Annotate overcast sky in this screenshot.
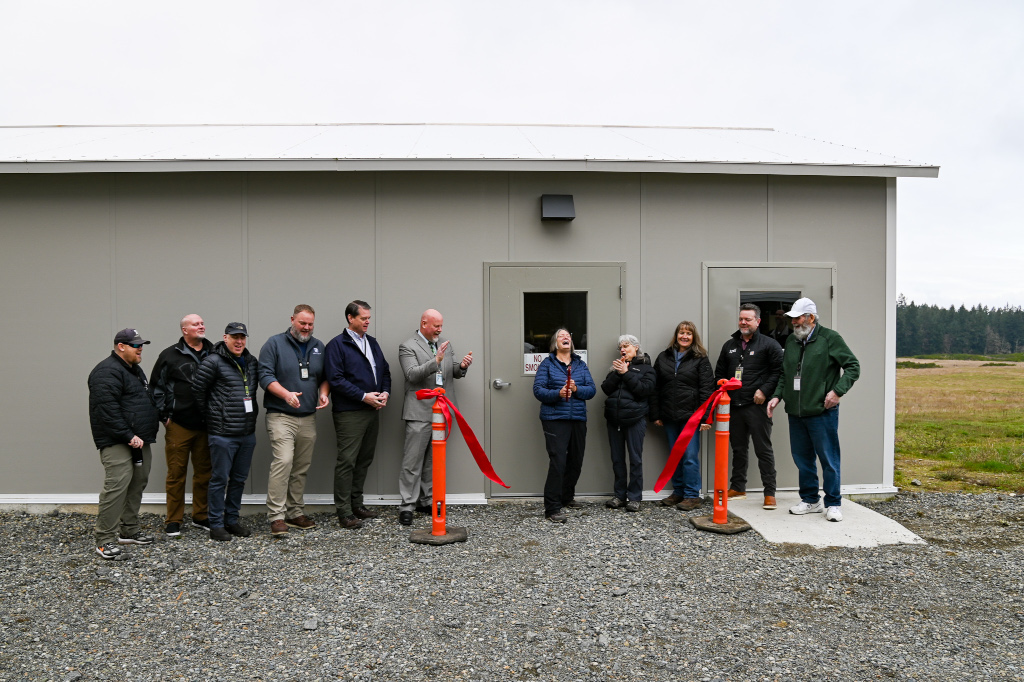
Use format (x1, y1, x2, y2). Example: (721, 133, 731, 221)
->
(2, 1, 1021, 308)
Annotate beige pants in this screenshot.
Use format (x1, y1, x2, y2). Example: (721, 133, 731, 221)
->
(265, 412, 317, 521)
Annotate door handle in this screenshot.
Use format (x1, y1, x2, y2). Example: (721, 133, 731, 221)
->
(492, 379, 511, 389)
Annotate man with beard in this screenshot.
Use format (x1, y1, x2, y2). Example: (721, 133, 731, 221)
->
(192, 323, 260, 541)
(150, 314, 214, 537)
(396, 309, 473, 526)
(88, 328, 160, 559)
(767, 298, 859, 522)
(713, 304, 783, 510)
(258, 305, 330, 536)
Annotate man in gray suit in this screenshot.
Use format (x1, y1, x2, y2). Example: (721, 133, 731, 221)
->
(397, 309, 473, 526)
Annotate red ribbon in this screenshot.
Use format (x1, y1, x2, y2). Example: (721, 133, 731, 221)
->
(653, 378, 743, 493)
(416, 389, 510, 488)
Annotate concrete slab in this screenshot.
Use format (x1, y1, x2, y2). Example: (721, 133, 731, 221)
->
(722, 492, 925, 549)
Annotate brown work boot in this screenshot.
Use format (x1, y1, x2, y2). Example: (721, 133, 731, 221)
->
(353, 506, 379, 520)
(726, 489, 747, 500)
(285, 515, 316, 529)
(270, 519, 288, 536)
(676, 498, 704, 511)
(338, 515, 364, 529)
(763, 495, 777, 510)
(659, 494, 683, 507)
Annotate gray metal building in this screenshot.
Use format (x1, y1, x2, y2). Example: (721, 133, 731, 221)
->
(0, 124, 938, 507)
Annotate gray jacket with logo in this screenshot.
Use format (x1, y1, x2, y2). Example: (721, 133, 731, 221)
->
(257, 329, 326, 416)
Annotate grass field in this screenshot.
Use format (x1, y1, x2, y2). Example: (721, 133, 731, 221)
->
(896, 359, 1024, 492)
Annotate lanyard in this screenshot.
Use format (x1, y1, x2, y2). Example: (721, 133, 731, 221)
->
(231, 357, 250, 397)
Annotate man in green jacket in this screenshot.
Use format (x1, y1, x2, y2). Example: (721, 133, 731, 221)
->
(766, 298, 859, 522)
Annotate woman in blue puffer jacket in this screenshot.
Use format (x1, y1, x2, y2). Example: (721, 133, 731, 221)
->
(532, 327, 596, 524)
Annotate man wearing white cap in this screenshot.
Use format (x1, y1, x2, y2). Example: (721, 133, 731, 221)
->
(766, 298, 859, 522)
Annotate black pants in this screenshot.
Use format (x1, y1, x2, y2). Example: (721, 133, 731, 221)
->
(607, 419, 646, 502)
(728, 403, 776, 496)
(542, 419, 587, 516)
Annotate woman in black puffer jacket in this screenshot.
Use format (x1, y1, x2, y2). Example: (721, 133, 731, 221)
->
(649, 321, 714, 512)
(601, 334, 656, 512)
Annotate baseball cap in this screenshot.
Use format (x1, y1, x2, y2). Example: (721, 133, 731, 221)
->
(224, 322, 249, 336)
(786, 298, 817, 318)
(114, 328, 150, 345)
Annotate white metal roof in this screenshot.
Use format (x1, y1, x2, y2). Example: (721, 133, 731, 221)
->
(0, 123, 938, 177)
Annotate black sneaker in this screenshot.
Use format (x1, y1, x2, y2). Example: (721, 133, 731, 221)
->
(225, 522, 251, 538)
(191, 517, 211, 530)
(563, 499, 584, 509)
(546, 512, 567, 524)
(117, 532, 154, 545)
(605, 497, 625, 509)
(165, 522, 182, 537)
(210, 527, 232, 542)
(95, 543, 123, 560)
(625, 500, 641, 512)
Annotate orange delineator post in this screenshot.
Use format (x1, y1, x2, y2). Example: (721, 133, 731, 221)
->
(431, 389, 447, 536)
(712, 384, 732, 525)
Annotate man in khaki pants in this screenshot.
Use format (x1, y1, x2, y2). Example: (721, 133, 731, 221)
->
(258, 305, 330, 536)
(150, 314, 214, 536)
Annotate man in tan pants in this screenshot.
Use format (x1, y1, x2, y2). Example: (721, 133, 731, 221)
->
(150, 314, 214, 536)
(258, 305, 330, 536)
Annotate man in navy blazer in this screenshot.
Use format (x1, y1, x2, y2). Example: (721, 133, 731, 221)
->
(324, 300, 392, 529)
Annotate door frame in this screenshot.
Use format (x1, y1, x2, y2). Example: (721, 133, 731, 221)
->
(482, 261, 627, 497)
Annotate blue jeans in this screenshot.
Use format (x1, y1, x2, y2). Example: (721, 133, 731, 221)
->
(207, 433, 256, 528)
(788, 408, 841, 507)
(664, 418, 701, 499)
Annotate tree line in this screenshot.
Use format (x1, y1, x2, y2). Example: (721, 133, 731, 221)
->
(896, 295, 1024, 356)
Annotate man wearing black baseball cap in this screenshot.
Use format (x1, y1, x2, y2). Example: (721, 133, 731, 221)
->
(192, 322, 260, 541)
(88, 328, 160, 559)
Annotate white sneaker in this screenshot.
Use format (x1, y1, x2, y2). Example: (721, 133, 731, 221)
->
(825, 506, 843, 522)
(789, 500, 824, 515)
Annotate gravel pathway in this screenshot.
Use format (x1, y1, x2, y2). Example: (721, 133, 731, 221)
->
(1, 492, 1022, 681)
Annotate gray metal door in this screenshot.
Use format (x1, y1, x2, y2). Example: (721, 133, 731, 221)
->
(486, 264, 624, 497)
(706, 264, 835, 493)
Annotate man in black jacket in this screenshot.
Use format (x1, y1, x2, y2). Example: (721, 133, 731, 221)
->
(714, 304, 784, 510)
(192, 322, 260, 542)
(88, 328, 160, 559)
(150, 314, 214, 537)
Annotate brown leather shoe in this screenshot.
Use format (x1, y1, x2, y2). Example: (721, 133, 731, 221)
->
(659, 494, 683, 507)
(676, 497, 704, 511)
(285, 515, 316, 529)
(763, 495, 777, 510)
(270, 519, 288, 536)
(727, 489, 747, 500)
(338, 515, 364, 529)
(353, 506, 379, 520)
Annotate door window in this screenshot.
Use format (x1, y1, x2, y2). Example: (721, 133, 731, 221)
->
(740, 290, 800, 340)
(523, 291, 587, 374)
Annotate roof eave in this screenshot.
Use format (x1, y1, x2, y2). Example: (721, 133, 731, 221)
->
(0, 158, 940, 178)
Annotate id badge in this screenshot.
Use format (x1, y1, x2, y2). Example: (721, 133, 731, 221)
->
(793, 376, 801, 391)
(301, 367, 309, 380)
(243, 397, 253, 413)
(435, 370, 444, 386)
(734, 366, 743, 381)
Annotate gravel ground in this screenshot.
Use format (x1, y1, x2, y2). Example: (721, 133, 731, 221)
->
(1, 492, 1022, 682)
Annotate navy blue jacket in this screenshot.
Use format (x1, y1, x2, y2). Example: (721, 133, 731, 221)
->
(532, 352, 596, 421)
(324, 330, 392, 412)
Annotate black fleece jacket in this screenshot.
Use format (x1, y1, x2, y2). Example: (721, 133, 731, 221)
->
(649, 349, 714, 423)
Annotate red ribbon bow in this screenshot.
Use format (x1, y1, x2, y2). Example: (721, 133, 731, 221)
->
(653, 377, 743, 493)
(416, 389, 510, 488)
